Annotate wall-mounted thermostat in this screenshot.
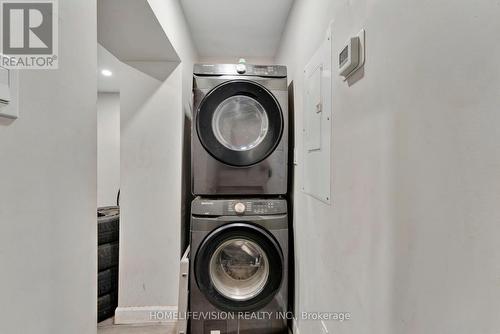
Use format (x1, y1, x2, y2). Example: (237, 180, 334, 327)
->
(339, 37, 360, 77)
(339, 29, 365, 80)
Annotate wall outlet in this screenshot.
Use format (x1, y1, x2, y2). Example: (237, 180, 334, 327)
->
(321, 320, 329, 334)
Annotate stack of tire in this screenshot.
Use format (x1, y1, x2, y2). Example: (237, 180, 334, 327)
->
(98, 206, 119, 323)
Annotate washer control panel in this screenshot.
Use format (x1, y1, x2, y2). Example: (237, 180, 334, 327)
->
(226, 200, 284, 215)
(192, 198, 287, 216)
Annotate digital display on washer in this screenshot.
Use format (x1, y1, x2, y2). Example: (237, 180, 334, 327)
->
(252, 201, 275, 214)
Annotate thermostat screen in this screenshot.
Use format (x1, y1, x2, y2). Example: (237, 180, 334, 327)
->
(339, 46, 349, 66)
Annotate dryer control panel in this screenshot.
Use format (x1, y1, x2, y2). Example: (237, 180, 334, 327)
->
(191, 197, 287, 216)
(193, 63, 287, 78)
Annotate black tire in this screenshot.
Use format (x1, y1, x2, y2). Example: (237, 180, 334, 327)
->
(98, 242, 119, 271)
(98, 292, 118, 323)
(98, 206, 119, 245)
(98, 267, 119, 297)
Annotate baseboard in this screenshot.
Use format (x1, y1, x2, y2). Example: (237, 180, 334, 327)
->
(293, 317, 300, 334)
(114, 305, 178, 325)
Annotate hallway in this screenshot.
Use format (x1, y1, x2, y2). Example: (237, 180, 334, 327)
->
(1, 0, 500, 333)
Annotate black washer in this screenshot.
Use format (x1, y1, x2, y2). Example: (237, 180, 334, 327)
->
(195, 223, 284, 312)
(196, 80, 283, 167)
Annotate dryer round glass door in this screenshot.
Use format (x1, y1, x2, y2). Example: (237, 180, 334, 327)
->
(212, 96, 269, 152)
(196, 80, 283, 167)
(195, 223, 283, 312)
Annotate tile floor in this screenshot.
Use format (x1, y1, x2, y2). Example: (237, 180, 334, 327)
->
(98, 318, 177, 334)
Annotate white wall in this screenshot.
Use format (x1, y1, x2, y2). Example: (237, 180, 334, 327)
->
(98, 93, 120, 207)
(0, 1, 97, 333)
(198, 56, 275, 66)
(276, 1, 500, 334)
(115, 1, 198, 322)
(117, 62, 183, 316)
(147, 0, 198, 115)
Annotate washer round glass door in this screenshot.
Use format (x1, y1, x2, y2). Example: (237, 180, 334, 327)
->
(196, 80, 283, 167)
(195, 223, 283, 312)
(209, 238, 269, 301)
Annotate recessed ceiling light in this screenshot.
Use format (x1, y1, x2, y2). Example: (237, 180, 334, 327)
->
(101, 69, 113, 77)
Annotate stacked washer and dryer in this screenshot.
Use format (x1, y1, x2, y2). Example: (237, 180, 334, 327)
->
(189, 63, 290, 334)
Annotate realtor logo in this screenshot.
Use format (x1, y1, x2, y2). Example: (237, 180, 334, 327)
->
(0, 0, 58, 69)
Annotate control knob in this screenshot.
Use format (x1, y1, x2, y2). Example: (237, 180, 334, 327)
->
(234, 202, 246, 214)
(236, 63, 246, 74)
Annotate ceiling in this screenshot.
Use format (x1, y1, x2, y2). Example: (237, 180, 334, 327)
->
(98, 44, 121, 93)
(98, 0, 179, 63)
(181, 0, 294, 61)
(98, 0, 180, 81)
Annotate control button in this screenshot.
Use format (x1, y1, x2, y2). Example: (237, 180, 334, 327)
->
(234, 202, 246, 214)
(236, 63, 246, 74)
